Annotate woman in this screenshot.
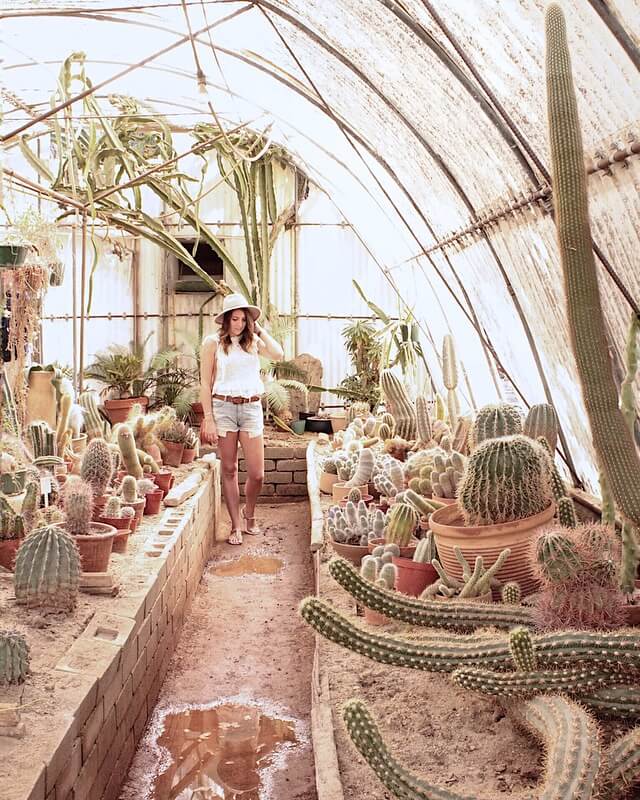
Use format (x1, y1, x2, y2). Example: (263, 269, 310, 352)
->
(199, 293, 284, 545)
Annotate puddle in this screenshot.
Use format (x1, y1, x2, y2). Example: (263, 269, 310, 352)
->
(211, 555, 283, 577)
(151, 703, 296, 799)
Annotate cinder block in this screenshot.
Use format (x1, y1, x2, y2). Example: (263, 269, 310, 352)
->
(102, 665, 124, 714)
(240, 484, 275, 496)
(84, 613, 137, 651)
(74, 740, 100, 799)
(81, 697, 104, 758)
(294, 471, 308, 484)
(275, 459, 307, 471)
(56, 637, 121, 687)
(116, 675, 133, 728)
(276, 484, 308, 496)
(53, 736, 82, 800)
(134, 703, 148, 741)
(264, 471, 292, 484)
(136, 615, 152, 657)
(97, 705, 117, 767)
(264, 446, 300, 459)
(120, 633, 138, 679)
(132, 650, 146, 693)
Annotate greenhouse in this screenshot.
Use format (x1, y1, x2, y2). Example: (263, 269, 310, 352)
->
(1, 0, 640, 798)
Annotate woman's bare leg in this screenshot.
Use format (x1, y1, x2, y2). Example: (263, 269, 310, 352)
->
(239, 431, 264, 529)
(217, 431, 242, 536)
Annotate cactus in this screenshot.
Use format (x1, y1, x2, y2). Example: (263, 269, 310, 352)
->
(501, 581, 521, 605)
(347, 487, 362, 505)
(415, 395, 433, 444)
(430, 450, 465, 499)
(581, 686, 640, 721)
(0, 480, 39, 541)
(80, 437, 113, 496)
(533, 530, 582, 583)
(344, 448, 374, 489)
(62, 479, 94, 536)
(557, 496, 578, 528)
(404, 489, 441, 519)
(601, 725, 640, 799)
(103, 496, 121, 517)
(458, 435, 553, 526)
(328, 503, 387, 547)
(137, 449, 160, 474)
(117, 424, 143, 478)
(509, 627, 536, 672)
(346, 401, 370, 424)
(121, 475, 139, 504)
(386, 503, 418, 547)
(413, 532, 436, 564)
(442, 334, 459, 429)
(28, 421, 56, 458)
(78, 390, 110, 439)
(620, 522, 640, 595)
(469, 402, 522, 450)
(379, 412, 395, 437)
(546, 4, 640, 533)
(373, 458, 405, 501)
(360, 557, 396, 590)
(379, 370, 416, 440)
(425, 547, 510, 600)
(56, 392, 73, 455)
(14, 525, 81, 611)
(377, 422, 392, 441)
(0, 630, 30, 685)
(137, 478, 157, 496)
(524, 403, 559, 452)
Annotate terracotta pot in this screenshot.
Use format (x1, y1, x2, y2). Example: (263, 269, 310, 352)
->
(332, 482, 368, 504)
(126, 499, 146, 532)
(393, 557, 437, 597)
(91, 494, 109, 520)
(0, 538, 21, 571)
(429, 502, 556, 599)
(319, 471, 339, 495)
(111, 530, 131, 555)
(364, 606, 390, 626)
(432, 495, 457, 506)
(190, 402, 204, 425)
(152, 470, 173, 494)
(104, 396, 148, 425)
(330, 414, 347, 433)
(181, 447, 196, 464)
(147, 443, 162, 465)
(98, 515, 131, 532)
(162, 441, 184, 467)
(71, 434, 87, 454)
(339, 494, 374, 507)
(25, 370, 57, 428)
(143, 488, 164, 516)
(329, 537, 369, 566)
(65, 522, 115, 573)
(367, 537, 419, 559)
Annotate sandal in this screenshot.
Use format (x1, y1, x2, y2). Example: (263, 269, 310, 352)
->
(228, 528, 243, 546)
(241, 506, 262, 536)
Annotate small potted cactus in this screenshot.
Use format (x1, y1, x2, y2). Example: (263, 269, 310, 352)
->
(119, 475, 146, 530)
(14, 524, 81, 611)
(161, 420, 188, 467)
(367, 501, 420, 558)
(338, 486, 373, 508)
(331, 448, 373, 503)
(138, 477, 163, 516)
(181, 427, 198, 464)
(391, 532, 439, 597)
(421, 546, 510, 603)
(80, 437, 114, 519)
(0, 480, 39, 571)
(429, 435, 555, 597)
(326, 500, 387, 566)
(360, 551, 397, 625)
(98, 496, 135, 553)
(61, 479, 116, 572)
(319, 456, 340, 495)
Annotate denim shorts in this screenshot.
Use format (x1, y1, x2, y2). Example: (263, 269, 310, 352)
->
(212, 398, 264, 438)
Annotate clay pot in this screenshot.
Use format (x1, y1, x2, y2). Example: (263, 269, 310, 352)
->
(367, 537, 419, 559)
(364, 606, 390, 626)
(332, 482, 368, 504)
(126, 499, 146, 532)
(392, 557, 437, 597)
(147, 443, 162, 465)
(329, 414, 347, 433)
(162, 441, 184, 467)
(429, 502, 556, 599)
(432, 495, 457, 506)
(339, 494, 374, 507)
(319, 471, 339, 495)
(104, 396, 148, 425)
(98, 515, 132, 554)
(152, 470, 174, 495)
(25, 370, 57, 428)
(0, 538, 21, 571)
(190, 402, 204, 425)
(71, 434, 87, 454)
(65, 522, 116, 573)
(143, 488, 164, 516)
(181, 447, 196, 464)
(328, 537, 369, 566)
(91, 494, 109, 520)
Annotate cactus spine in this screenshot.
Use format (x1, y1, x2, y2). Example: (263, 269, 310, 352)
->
(602, 726, 640, 799)
(80, 437, 113, 496)
(117, 424, 143, 478)
(14, 525, 81, 610)
(501, 581, 521, 605)
(469, 403, 522, 449)
(0, 630, 30, 685)
(379, 370, 416, 440)
(385, 503, 418, 547)
(546, 3, 640, 532)
(458, 435, 553, 526)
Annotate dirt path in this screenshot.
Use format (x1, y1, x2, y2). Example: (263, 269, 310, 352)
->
(120, 502, 317, 800)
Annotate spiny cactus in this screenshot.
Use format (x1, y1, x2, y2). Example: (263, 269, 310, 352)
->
(373, 457, 405, 501)
(344, 447, 374, 489)
(501, 581, 521, 605)
(28, 420, 56, 458)
(0, 630, 30, 685)
(14, 525, 81, 611)
(509, 628, 536, 672)
(557, 496, 578, 528)
(425, 547, 510, 600)
(413, 532, 436, 564)
(620, 521, 640, 595)
(120, 475, 140, 503)
(430, 450, 465, 499)
(347, 487, 362, 504)
(386, 503, 418, 547)
(56, 392, 73, 455)
(103, 496, 122, 517)
(361, 554, 396, 590)
(442, 334, 459, 429)
(546, 3, 640, 533)
(458, 435, 553, 526)
(379, 370, 416, 440)
(346, 401, 370, 424)
(601, 725, 640, 799)
(137, 478, 157, 496)
(0, 480, 39, 541)
(524, 403, 559, 452)
(404, 489, 441, 519)
(78, 390, 110, 439)
(469, 402, 522, 450)
(62, 479, 94, 536)
(117, 424, 143, 479)
(328, 502, 387, 547)
(80, 437, 113, 496)
(414, 395, 432, 444)
(377, 422, 392, 441)
(581, 686, 640, 721)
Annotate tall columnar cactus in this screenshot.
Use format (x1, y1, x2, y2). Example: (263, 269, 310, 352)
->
(602, 726, 640, 800)
(546, 3, 640, 532)
(385, 502, 418, 547)
(79, 390, 110, 439)
(14, 525, 81, 611)
(404, 489, 441, 519)
(0, 630, 30, 685)
(379, 370, 416, 440)
(557, 496, 579, 528)
(414, 395, 432, 444)
(62, 479, 94, 536)
(28, 421, 56, 458)
(536, 436, 567, 503)
(121, 475, 139, 504)
(413, 532, 436, 564)
(442, 334, 459, 429)
(117, 424, 143, 479)
(377, 422, 392, 441)
(56, 392, 73, 455)
(524, 403, 559, 452)
(468, 403, 522, 450)
(379, 412, 395, 436)
(80, 437, 113, 496)
(344, 447, 374, 488)
(458, 435, 553, 526)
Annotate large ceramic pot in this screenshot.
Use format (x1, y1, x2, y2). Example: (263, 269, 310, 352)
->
(162, 441, 184, 467)
(319, 472, 339, 495)
(25, 369, 57, 427)
(0, 538, 21, 571)
(64, 522, 116, 572)
(104, 396, 148, 424)
(328, 537, 369, 566)
(429, 502, 556, 599)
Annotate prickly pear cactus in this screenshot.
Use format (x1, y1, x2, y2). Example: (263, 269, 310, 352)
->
(14, 525, 81, 611)
(0, 630, 30, 685)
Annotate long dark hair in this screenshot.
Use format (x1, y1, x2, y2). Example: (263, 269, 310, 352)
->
(219, 309, 256, 354)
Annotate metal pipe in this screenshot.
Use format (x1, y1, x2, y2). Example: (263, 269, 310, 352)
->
(40, 311, 401, 322)
(132, 238, 140, 351)
(79, 213, 87, 392)
(71, 223, 78, 387)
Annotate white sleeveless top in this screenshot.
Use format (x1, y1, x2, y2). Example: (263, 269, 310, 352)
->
(212, 334, 265, 398)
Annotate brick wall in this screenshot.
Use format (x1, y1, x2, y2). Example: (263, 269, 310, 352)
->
(15, 461, 221, 800)
(238, 445, 308, 498)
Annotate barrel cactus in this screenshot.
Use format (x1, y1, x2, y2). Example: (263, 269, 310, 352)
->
(0, 630, 30, 685)
(458, 435, 553, 526)
(80, 437, 113, 496)
(524, 403, 559, 452)
(385, 503, 418, 547)
(469, 402, 523, 450)
(14, 525, 81, 611)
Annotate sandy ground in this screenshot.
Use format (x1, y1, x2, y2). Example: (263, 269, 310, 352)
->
(120, 501, 317, 800)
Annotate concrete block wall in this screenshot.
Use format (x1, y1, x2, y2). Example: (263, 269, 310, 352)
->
(238, 444, 308, 498)
(15, 461, 221, 800)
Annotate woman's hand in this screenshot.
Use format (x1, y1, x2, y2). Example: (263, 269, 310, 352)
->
(200, 416, 218, 446)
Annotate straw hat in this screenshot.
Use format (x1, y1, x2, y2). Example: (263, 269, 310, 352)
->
(213, 293, 261, 325)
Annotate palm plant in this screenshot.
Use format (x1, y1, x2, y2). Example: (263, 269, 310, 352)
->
(84, 345, 149, 399)
(336, 319, 382, 409)
(148, 349, 198, 418)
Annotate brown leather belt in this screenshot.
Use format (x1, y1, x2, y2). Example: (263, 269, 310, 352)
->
(213, 394, 261, 405)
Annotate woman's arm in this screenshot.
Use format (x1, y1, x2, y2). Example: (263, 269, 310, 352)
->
(255, 322, 284, 362)
(199, 336, 218, 444)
